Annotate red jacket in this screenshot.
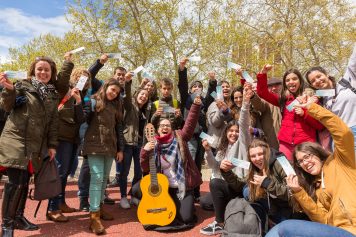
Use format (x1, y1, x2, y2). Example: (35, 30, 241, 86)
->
(257, 73, 324, 145)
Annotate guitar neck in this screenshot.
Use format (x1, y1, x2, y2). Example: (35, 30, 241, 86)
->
(148, 152, 158, 187)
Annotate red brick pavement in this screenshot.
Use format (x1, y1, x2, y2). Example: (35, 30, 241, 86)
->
(0, 181, 215, 237)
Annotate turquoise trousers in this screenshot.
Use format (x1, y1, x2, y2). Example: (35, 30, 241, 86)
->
(87, 155, 114, 212)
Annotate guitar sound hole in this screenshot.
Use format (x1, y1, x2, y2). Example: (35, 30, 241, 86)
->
(150, 185, 159, 194)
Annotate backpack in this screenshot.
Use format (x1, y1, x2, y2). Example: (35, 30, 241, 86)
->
(339, 78, 356, 94)
(222, 198, 262, 237)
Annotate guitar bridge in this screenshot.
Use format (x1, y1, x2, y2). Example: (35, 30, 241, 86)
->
(146, 207, 167, 213)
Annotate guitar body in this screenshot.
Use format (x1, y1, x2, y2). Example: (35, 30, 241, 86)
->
(137, 173, 176, 226)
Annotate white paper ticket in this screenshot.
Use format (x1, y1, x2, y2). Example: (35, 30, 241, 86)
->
(75, 75, 88, 91)
(277, 156, 296, 176)
(70, 47, 85, 54)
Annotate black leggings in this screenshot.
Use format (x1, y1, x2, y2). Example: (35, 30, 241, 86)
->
(6, 168, 30, 186)
(210, 178, 241, 223)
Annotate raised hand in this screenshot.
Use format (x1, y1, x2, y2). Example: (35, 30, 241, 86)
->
(0, 73, 14, 91)
(202, 139, 211, 151)
(179, 57, 189, 71)
(243, 84, 254, 103)
(208, 71, 216, 80)
(64, 52, 73, 62)
(260, 64, 273, 74)
(143, 141, 155, 151)
(216, 100, 228, 111)
(193, 96, 202, 105)
(99, 54, 109, 65)
(125, 72, 134, 82)
(235, 68, 243, 77)
(70, 87, 82, 103)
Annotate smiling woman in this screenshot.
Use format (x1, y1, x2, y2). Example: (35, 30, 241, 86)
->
(256, 65, 324, 161)
(266, 101, 356, 237)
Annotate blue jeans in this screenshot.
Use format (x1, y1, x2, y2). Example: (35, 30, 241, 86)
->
(88, 155, 113, 212)
(266, 220, 355, 237)
(48, 141, 78, 211)
(78, 157, 90, 198)
(119, 144, 142, 197)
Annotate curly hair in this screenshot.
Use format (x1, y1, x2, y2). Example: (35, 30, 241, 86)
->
(70, 67, 91, 92)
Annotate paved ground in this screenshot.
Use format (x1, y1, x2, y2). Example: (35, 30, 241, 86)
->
(0, 158, 215, 237)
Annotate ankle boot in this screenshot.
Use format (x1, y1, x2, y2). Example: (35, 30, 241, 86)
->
(79, 197, 90, 212)
(1, 183, 22, 237)
(14, 185, 39, 231)
(99, 204, 113, 221)
(89, 211, 105, 235)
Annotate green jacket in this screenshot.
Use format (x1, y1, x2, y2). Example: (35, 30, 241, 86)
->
(0, 80, 59, 173)
(222, 149, 294, 218)
(123, 81, 150, 146)
(57, 61, 88, 143)
(83, 100, 122, 157)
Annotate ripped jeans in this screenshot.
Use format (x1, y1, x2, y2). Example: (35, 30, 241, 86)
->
(88, 155, 114, 212)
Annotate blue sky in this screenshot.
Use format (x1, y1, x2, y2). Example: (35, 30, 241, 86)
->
(0, 0, 73, 62)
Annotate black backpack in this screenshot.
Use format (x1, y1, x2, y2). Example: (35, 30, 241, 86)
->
(222, 198, 262, 237)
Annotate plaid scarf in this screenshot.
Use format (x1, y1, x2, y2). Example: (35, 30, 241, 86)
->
(31, 77, 56, 101)
(155, 133, 186, 200)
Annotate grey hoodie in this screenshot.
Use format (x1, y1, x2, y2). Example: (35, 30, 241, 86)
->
(324, 44, 356, 128)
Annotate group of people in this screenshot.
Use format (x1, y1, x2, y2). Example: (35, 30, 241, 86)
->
(0, 43, 355, 237)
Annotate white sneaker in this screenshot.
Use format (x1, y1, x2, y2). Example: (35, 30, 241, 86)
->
(130, 197, 140, 206)
(120, 197, 131, 209)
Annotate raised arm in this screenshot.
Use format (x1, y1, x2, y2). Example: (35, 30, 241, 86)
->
(180, 99, 201, 141)
(55, 53, 74, 98)
(256, 73, 280, 107)
(88, 55, 108, 93)
(307, 103, 355, 168)
(204, 72, 218, 112)
(344, 43, 356, 87)
(177, 58, 189, 111)
(207, 101, 232, 128)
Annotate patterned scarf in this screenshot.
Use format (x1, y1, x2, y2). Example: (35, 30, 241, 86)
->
(155, 133, 186, 200)
(31, 77, 56, 101)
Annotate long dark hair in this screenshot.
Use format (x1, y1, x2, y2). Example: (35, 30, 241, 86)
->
(280, 69, 305, 111)
(92, 78, 123, 120)
(217, 120, 239, 156)
(305, 66, 336, 89)
(292, 142, 330, 201)
(29, 56, 57, 84)
(247, 139, 271, 202)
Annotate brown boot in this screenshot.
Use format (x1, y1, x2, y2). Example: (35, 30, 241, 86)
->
(100, 204, 113, 221)
(89, 211, 105, 235)
(59, 203, 76, 213)
(46, 210, 69, 222)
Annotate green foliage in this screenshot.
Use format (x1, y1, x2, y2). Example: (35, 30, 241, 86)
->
(1, 0, 355, 93)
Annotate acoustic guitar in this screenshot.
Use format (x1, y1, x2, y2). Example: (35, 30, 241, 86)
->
(137, 123, 176, 226)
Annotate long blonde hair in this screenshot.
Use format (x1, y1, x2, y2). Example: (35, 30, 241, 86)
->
(247, 139, 271, 202)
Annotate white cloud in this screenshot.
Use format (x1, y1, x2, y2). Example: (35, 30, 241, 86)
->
(0, 8, 71, 37)
(0, 8, 72, 62)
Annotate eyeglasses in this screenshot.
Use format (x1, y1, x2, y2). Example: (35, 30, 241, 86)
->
(296, 153, 313, 167)
(159, 124, 171, 128)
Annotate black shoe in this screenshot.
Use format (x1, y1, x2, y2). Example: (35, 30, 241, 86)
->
(107, 177, 120, 188)
(103, 196, 115, 205)
(14, 185, 39, 231)
(1, 183, 22, 237)
(79, 197, 90, 212)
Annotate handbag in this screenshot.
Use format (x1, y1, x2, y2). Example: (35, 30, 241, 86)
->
(30, 156, 61, 201)
(29, 156, 61, 218)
